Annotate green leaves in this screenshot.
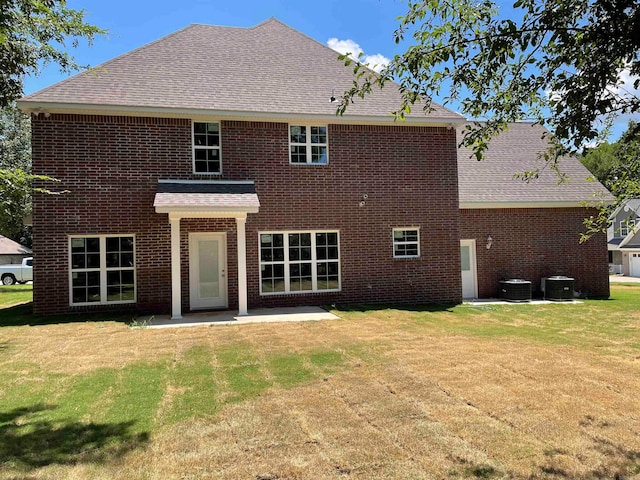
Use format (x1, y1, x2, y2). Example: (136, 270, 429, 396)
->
(0, 0, 106, 107)
(337, 0, 640, 161)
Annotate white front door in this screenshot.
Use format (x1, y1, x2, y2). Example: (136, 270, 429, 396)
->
(460, 239, 478, 299)
(189, 233, 227, 310)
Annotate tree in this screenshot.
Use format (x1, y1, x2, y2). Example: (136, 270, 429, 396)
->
(0, 0, 105, 108)
(581, 120, 640, 198)
(0, 1, 103, 245)
(0, 104, 33, 246)
(339, 0, 640, 161)
(580, 121, 640, 239)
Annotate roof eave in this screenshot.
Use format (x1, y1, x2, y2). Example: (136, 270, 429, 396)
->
(154, 205, 260, 217)
(460, 200, 612, 209)
(16, 100, 466, 126)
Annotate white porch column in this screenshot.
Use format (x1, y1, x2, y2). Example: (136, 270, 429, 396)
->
(169, 214, 182, 320)
(236, 216, 248, 316)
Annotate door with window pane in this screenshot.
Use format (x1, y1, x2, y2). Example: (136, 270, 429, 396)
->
(460, 239, 478, 299)
(189, 233, 227, 309)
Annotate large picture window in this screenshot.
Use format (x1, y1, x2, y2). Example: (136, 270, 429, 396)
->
(70, 235, 136, 305)
(289, 125, 328, 164)
(260, 231, 340, 295)
(193, 121, 221, 174)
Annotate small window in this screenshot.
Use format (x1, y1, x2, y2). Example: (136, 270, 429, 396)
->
(393, 228, 420, 258)
(289, 125, 328, 165)
(193, 122, 221, 174)
(69, 235, 136, 305)
(620, 219, 636, 237)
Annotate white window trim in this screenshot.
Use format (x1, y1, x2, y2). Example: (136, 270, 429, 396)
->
(393, 228, 421, 259)
(68, 234, 136, 306)
(288, 124, 329, 165)
(259, 230, 341, 295)
(192, 120, 222, 175)
(620, 219, 636, 237)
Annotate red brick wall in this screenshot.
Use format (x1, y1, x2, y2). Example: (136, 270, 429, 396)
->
(460, 208, 610, 298)
(31, 114, 461, 314)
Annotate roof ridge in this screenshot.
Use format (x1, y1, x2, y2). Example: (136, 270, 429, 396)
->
(248, 17, 457, 115)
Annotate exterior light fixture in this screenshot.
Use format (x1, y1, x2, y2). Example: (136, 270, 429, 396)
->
(486, 235, 493, 249)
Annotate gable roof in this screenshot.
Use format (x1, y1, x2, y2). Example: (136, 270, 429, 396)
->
(457, 122, 613, 207)
(19, 19, 463, 124)
(608, 198, 640, 221)
(0, 235, 31, 255)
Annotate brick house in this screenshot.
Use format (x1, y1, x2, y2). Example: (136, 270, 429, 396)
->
(18, 19, 611, 317)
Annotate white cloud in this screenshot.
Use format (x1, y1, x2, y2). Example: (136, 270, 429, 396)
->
(327, 38, 363, 59)
(327, 37, 390, 73)
(601, 67, 640, 138)
(611, 67, 640, 101)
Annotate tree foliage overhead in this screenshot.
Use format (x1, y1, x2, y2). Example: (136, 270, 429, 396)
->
(339, 0, 640, 159)
(0, 0, 105, 108)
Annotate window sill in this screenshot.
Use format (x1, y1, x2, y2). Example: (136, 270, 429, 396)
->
(70, 300, 137, 307)
(260, 289, 341, 297)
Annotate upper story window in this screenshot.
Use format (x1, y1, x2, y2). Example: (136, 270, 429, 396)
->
(193, 122, 221, 174)
(393, 228, 420, 258)
(289, 125, 328, 165)
(620, 219, 637, 237)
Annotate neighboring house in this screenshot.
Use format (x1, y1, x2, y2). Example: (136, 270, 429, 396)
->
(0, 235, 32, 265)
(607, 199, 640, 276)
(17, 19, 611, 316)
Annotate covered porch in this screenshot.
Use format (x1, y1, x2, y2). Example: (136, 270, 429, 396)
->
(154, 180, 260, 319)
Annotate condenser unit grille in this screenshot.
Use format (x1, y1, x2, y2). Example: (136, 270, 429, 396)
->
(541, 276, 574, 301)
(499, 279, 532, 302)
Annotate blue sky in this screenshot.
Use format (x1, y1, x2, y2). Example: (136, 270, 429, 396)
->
(24, 0, 637, 142)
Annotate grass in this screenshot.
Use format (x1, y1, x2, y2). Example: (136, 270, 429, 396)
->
(0, 284, 32, 308)
(0, 284, 639, 478)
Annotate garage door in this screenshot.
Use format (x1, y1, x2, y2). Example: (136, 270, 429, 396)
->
(630, 253, 640, 277)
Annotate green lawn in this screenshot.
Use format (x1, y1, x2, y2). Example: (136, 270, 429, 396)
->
(0, 284, 32, 308)
(1, 285, 639, 479)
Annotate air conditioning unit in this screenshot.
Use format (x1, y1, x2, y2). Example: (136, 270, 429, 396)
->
(541, 276, 574, 301)
(499, 279, 532, 302)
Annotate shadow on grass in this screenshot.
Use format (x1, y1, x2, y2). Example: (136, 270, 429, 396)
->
(0, 404, 149, 471)
(0, 303, 135, 328)
(541, 430, 640, 479)
(331, 303, 456, 313)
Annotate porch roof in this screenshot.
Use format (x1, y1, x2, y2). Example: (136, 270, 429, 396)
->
(154, 180, 260, 215)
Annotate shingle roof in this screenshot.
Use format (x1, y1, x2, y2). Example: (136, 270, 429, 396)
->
(457, 123, 613, 206)
(20, 19, 462, 122)
(154, 181, 260, 212)
(0, 235, 31, 255)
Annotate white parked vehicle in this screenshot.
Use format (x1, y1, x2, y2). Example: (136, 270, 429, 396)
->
(0, 257, 33, 285)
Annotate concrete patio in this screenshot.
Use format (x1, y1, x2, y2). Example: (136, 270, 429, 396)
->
(142, 306, 340, 329)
